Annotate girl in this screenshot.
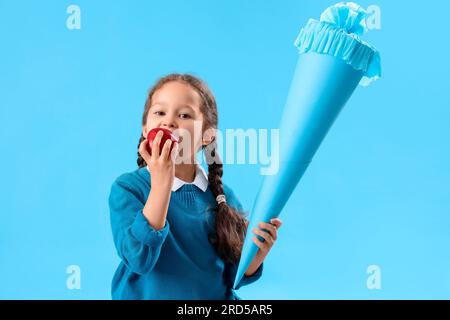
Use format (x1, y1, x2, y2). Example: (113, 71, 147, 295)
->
(109, 73, 282, 300)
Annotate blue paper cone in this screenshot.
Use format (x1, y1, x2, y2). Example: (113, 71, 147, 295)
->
(233, 2, 381, 289)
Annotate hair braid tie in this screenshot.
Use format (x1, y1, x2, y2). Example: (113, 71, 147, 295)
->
(216, 194, 226, 205)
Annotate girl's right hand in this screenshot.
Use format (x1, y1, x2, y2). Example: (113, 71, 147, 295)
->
(139, 130, 179, 189)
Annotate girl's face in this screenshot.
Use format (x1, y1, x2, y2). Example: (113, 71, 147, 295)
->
(143, 81, 213, 163)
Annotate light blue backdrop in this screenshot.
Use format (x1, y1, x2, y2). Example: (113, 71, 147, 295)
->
(1, 0, 449, 299)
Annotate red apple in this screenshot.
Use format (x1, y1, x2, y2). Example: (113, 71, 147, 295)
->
(146, 128, 179, 156)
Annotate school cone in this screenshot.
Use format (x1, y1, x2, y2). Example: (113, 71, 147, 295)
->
(233, 2, 381, 289)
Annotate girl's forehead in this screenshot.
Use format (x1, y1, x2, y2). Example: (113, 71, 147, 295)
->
(153, 81, 201, 107)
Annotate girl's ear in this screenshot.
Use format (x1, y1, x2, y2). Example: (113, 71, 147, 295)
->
(202, 127, 216, 147)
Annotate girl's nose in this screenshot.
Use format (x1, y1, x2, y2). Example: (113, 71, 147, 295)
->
(161, 116, 177, 129)
(161, 113, 176, 128)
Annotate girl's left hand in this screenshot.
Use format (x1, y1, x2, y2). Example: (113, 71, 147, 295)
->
(243, 218, 283, 277)
(252, 218, 283, 259)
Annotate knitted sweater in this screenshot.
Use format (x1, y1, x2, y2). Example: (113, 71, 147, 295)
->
(109, 167, 263, 299)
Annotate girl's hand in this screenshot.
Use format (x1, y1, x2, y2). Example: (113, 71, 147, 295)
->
(139, 130, 179, 189)
(244, 217, 283, 277)
(252, 218, 283, 258)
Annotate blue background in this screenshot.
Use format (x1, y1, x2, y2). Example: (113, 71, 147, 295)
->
(1, 0, 449, 299)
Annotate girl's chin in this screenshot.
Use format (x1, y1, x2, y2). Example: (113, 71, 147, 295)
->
(173, 152, 197, 165)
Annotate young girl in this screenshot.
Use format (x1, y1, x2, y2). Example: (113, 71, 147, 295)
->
(109, 73, 282, 300)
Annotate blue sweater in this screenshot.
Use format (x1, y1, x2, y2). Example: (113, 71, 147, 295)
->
(108, 167, 263, 300)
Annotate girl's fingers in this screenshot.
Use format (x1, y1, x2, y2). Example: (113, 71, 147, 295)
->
(252, 236, 270, 253)
(270, 218, 283, 229)
(253, 228, 274, 245)
(139, 138, 151, 161)
(160, 139, 172, 160)
(151, 131, 164, 160)
(258, 222, 278, 241)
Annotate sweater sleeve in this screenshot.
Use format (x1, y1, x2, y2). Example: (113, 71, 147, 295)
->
(225, 261, 264, 290)
(223, 185, 264, 290)
(109, 178, 170, 275)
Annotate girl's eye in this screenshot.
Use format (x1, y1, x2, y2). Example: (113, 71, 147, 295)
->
(153, 111, 191, 119)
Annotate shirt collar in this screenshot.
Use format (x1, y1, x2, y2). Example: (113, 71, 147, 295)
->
(146, 164, 209, 192)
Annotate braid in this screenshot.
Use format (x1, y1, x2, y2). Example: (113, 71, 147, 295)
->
(207, 142, 247, 264)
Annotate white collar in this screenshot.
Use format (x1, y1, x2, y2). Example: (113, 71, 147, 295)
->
(146, 164, 209, 192)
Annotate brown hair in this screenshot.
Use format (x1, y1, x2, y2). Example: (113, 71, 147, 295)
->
(137, 73, 247, 264)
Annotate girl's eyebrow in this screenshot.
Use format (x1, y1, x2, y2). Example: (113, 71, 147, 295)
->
(152, 101, 196, 111)
(180, 104, 195, 112)
(151, 101, 166, 107)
